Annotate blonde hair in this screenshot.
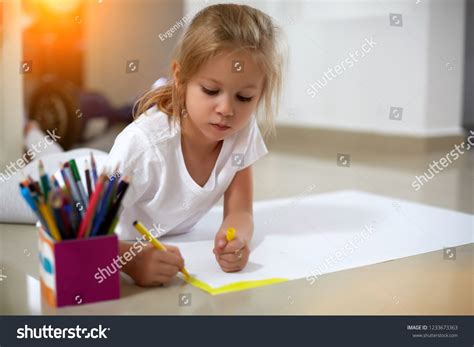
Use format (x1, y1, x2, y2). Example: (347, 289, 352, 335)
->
(133, 3, 284, 137)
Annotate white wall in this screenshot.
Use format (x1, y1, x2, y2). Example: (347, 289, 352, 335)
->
(0, 0, 24, 166)
(425, 0, 465, 134)
(185, 0, 465, 137)
(84, 0, 184, 107)
(86, 0, 465, 136)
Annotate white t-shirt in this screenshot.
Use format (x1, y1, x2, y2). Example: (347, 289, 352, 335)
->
(106, 107, 268, 240)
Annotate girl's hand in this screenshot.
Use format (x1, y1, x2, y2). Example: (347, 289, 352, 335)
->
(126, 243, 185, 287)
(213, 229, 250, 272)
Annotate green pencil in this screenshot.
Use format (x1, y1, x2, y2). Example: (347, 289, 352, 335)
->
(38, 160, 50, 200)
(69, 159, 89, 209)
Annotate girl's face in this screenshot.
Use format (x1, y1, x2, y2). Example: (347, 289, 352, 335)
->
(183, 50, 264, 142)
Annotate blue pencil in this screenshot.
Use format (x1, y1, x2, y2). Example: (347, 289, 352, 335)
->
(60, 167, 73, 203)
(91, 152, 98, 185)
(19, 185, 49, 234)
(52, 175, 60, 190)
(90, 176, 116, 236)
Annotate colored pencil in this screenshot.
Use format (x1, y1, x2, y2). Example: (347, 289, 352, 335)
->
(91, 152, 98, 185)
(38, 200, 62, 241)
(28, 175, 42, 195)
(28, 182, 40, 196)
(64, 163, 84, 218)
(69, 159, 88, 209)
(90, 176, 117, 236)
(85, 159, 93, 198)
(226, 227, 236, 241)
(101, 176, 130, 234)
(133, 220, 190, 279)
(59, 199, 73, 239)
(52, 175, 60, 190)
(76, 174, 106, 239)
(19, 159, 130, 242)
(38, 160, 50, 200)
(106, 211, 121, 235)
(60, 165, 73, 202)
(51, 192, 66, 239)
(62, 197, 78, 237)
(19, 184, 48, 230)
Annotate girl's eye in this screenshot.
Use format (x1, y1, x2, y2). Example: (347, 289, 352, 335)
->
(201, 86, 219, 95)
(201, 86, 252, 102)
(237, 95, 253, 103)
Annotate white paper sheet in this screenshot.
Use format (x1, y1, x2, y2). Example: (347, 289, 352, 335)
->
(162, 190, 473, 292)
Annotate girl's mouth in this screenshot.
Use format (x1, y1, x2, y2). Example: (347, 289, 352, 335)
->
(210, 123, 231, 131)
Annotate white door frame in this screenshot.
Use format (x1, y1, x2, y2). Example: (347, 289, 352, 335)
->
(0, 0, 23, 167)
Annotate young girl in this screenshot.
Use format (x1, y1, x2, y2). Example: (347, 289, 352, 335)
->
(1, 4, 283, 287)
(110, 3, 284, 287)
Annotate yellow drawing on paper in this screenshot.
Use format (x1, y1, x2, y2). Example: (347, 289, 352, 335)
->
(181, 275, 288, 295)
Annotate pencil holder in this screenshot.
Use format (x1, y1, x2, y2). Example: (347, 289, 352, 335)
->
(37, 225, 120, 307)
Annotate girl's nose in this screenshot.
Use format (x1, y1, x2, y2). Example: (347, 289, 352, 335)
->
(216, 95, 234, 117)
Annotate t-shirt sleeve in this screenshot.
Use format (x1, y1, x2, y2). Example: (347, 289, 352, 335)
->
(236, 118, 268, 171)
(105, 125, 161, 208)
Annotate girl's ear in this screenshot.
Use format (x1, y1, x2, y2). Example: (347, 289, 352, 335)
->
(172, 61, 180, 89)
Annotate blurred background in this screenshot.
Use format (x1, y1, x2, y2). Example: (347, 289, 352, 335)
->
(1, 0, 473, 213)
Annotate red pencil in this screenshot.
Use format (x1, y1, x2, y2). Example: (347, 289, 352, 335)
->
(76, 174, 106, 239)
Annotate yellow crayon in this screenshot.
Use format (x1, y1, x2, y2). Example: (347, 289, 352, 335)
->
(133, 220, 190, 279)
(226, 227, 236, 242)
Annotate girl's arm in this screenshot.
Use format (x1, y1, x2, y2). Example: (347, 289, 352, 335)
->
(213, 165, 254, 272)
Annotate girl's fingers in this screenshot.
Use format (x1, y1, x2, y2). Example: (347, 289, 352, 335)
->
(219, 252, 241, 263)
(157, 249, 185, 269)
(213, 237, 249, 272)
(219, 245, 245, 255)
(214, 230, 229, 249)
(166, 246, 185, 267)
(217, 258, 237, 272)
(217, 253, 245, 269)
(219, 246, 246, 261)
(222, 239, 245, 253)
(157, 263, 180, 277)
(166, 245, 183, 258)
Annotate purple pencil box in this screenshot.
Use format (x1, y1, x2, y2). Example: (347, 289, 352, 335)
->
(38, 225, 120, 307)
